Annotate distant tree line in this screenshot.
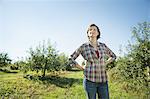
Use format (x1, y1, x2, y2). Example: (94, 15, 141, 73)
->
(0, 40, 71, 77)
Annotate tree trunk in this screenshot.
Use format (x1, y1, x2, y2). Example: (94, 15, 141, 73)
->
(42, 59, 47, 77)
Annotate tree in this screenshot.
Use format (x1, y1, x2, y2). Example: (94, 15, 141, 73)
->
(27, 41, 57, 77)
(116, 22, 150, 96)
(0, 53, 11, 67)
(128, 22, 149, 84)
(26, 40, 69, 77)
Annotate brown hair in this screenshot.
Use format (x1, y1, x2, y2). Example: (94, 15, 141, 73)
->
(87, 24, 100, 40)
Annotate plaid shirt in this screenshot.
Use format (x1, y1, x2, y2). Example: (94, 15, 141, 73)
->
(69, 42, 116, 83)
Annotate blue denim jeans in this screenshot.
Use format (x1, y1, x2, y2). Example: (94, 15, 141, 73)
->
(83, 78, 109, 99)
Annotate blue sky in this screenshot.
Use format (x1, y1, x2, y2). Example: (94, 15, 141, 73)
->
(0, 0, 150, 62)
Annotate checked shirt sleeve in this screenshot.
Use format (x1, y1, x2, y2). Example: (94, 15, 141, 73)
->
(69, 45, 83, 66)
(104, 44, 116, 61)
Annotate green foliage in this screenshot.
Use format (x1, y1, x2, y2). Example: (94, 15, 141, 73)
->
(26, 40, 69, 77)
(112, 22, 150, 97)
(127, 22, 150, 87)
(106, 61, 116, 70)
(0, 52, 11, 67)
(57, 53, 69, 71)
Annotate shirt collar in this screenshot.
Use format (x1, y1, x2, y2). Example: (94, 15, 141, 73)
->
(88, 41, 100, 47)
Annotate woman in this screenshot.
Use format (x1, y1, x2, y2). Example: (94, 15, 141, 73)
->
(69, 24, 116, 99)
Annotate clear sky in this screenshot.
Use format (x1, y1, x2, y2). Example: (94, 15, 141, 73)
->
(0, 0, 150, 63)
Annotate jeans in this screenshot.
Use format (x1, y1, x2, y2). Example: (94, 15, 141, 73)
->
(83, 78, 109, 99)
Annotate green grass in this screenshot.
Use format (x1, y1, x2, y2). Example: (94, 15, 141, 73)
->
(0, 70, 148, 99)
(0, 71, 85, 99)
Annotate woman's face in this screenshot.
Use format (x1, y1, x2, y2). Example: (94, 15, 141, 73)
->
(87, 26, 99, 39)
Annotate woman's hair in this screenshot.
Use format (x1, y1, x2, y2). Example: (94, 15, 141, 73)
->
(87, 24, 101, 40)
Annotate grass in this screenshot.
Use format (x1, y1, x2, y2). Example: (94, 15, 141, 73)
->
(0, 70, 149, 99)
(0, 70, 85, 99)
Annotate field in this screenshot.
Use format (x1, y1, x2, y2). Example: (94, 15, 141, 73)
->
(0, 70, 147, 99)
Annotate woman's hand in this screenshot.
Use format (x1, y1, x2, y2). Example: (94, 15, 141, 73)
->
(105, 57, 113, 66)
(76, 64, 85, 70)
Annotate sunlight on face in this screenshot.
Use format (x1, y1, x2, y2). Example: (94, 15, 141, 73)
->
(87, 26, 99, 39)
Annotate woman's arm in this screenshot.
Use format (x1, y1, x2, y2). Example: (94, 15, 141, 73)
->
(69, 45, 85, 70)
(104, 44, 116, 65)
